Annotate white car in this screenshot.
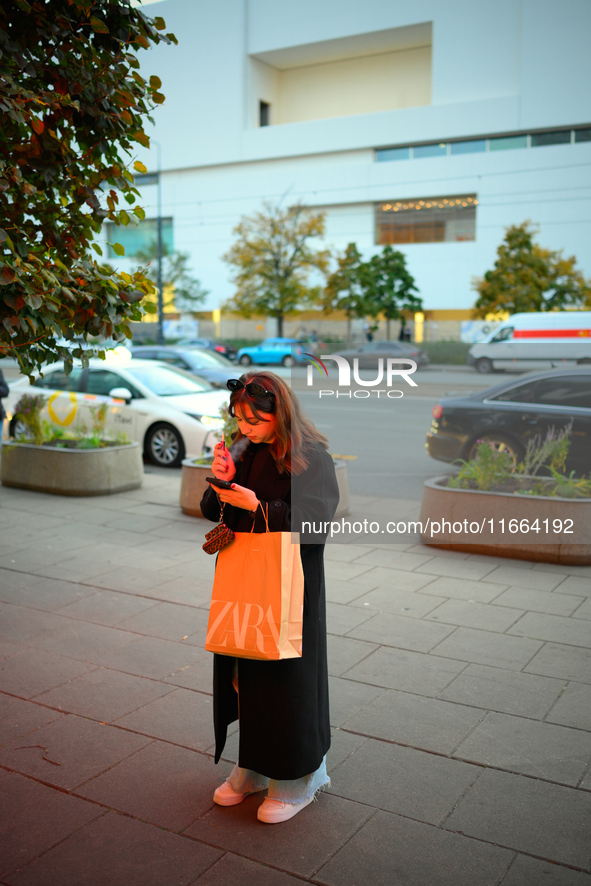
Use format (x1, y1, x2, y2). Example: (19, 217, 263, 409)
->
(4, 355, 229, 467)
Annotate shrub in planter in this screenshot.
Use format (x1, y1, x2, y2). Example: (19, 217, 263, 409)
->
(2, 394, 142, 496)
(420, 427, 591, 564)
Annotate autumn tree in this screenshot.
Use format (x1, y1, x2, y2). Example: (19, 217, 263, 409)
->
(0, 0, 176, 376)
(362, 245, 421, 339)
(223, 202, 331, 336)
(322, 243, 368, 339)
(473, 222, 591, 317)
(135, 244, 209, 314)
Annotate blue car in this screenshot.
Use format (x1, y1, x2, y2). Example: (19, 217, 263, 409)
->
(237, 338, 306, 367)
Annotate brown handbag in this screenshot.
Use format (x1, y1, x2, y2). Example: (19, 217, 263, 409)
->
(202, 501, 235, 555)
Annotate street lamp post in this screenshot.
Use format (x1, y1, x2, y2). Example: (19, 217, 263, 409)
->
(155, 140, 164, 345)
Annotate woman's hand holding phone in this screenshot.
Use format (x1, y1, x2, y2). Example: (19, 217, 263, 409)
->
(211, 440, 236, 482)
(213, 482, 259, 512)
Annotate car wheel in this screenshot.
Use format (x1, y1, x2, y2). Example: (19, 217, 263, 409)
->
(281, 354, 295, 367)
(239, 354, 252, 366)
(467, 434, 524, 467)
(145, 423, 185, 467)
(9, 417, 29, 439)
(475, 357, 493, 374)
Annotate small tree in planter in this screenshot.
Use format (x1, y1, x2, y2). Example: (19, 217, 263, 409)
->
(180, 405, 238, 516)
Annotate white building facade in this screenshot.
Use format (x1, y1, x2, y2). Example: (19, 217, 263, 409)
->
(114, 0, 591, 323)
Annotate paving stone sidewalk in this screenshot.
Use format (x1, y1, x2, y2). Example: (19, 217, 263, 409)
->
(0, 471, 590, 885)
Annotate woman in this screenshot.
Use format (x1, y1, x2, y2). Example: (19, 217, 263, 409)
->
(200, 370, 339, 824)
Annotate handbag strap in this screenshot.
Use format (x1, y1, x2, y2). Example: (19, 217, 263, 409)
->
(249, 501, 270, 534)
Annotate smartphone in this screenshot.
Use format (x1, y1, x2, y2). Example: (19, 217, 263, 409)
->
(206, 476, 234, 490)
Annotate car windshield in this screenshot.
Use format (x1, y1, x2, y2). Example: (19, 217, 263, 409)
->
(126, 365, 213, 396)
(182, 349, 233, 368)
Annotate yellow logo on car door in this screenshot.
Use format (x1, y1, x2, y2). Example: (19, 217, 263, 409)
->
(47, 391, 77, 426)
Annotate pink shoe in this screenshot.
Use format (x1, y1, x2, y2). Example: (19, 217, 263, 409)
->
(257, 794, 315, 823)
(213, 780, 265, 806)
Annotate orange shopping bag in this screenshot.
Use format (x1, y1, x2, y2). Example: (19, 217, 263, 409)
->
(205, 505, 304, 660)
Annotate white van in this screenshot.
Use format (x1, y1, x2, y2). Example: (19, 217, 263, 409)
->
(467, 311, 591, 373)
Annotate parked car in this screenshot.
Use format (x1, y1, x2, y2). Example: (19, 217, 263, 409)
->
(425, 368, 591, 475)
(334, 340, 429, 368)
(130, 346, 235, 388)
(176, 338, 237, 360)
(236, 338, 307, 367)
(4, 356, 228, 467)
(467, 311, 591, 374)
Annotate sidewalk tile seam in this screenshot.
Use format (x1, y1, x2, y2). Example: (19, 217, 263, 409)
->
(541, 681, 581, 726)
(74, 581, 213, 611)
(440, 831, 591, 877)
(0, 769, 253, 869)
(75, 720, 218, 760)
(99, 671, 213, 700)
(424, 606, 527, 634)
(448, 709, 489, 758)
(438, 763, 487, 829)
(311, 805, 591, 882)
(341, 623, 458, 654)
(306, 807, 380, 881)
(508, 629, 591, 653)
(427, 632, 546, 671)
(575, 759, 591, 791)
(335, 726, 591, 795)
(0, 801, 109, 880)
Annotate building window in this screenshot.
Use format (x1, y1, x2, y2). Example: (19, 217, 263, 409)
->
(531, 130, 571, 147)
(376, 125, 588, 163)
(105, 218, 173, 258)
(450, 139, 486, 155)
(133, 173, 159, 186)
(575, 128, 591, 142)
(413, 143, 447, 159)
(259, 101, 270, 127)
(376, 147, 410, 162)
(375, 195, 477, 245)
(489, 134, 528, 151)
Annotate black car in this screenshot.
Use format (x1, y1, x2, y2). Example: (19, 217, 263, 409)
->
(130, 346, 235, 389)
(176, 338, 237, 361)
(425, 369, 591, 475)
(335, 340, 429, 368)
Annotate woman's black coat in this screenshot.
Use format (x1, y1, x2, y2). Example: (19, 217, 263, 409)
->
(200, 440, 339, 780)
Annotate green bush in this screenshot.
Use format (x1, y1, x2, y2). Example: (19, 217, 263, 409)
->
(416, 341, 472, 365)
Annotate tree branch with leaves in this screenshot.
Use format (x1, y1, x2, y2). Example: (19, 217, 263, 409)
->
(0, 0, 177, 376)
(134, 244, 209, 314)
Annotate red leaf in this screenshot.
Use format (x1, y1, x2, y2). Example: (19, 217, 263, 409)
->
(31, 118, 44, 135)
(0, 267, 16, 285)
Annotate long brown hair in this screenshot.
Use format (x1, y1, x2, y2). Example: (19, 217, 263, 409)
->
(228, 370, 328, 474)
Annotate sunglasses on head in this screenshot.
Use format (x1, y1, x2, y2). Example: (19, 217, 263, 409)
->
(226, 378, 275, 397)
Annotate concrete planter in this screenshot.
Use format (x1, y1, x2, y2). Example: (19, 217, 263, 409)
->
(180, 459, 214, 518)
(420, 476, 591, 565)
(180, 458, 350, 519)
(1, 440, 143, 496)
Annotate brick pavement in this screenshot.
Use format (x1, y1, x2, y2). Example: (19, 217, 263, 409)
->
(0, 471, 590, 885)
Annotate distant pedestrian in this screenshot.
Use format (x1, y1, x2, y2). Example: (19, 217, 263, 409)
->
(364, 323, 373, 342)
